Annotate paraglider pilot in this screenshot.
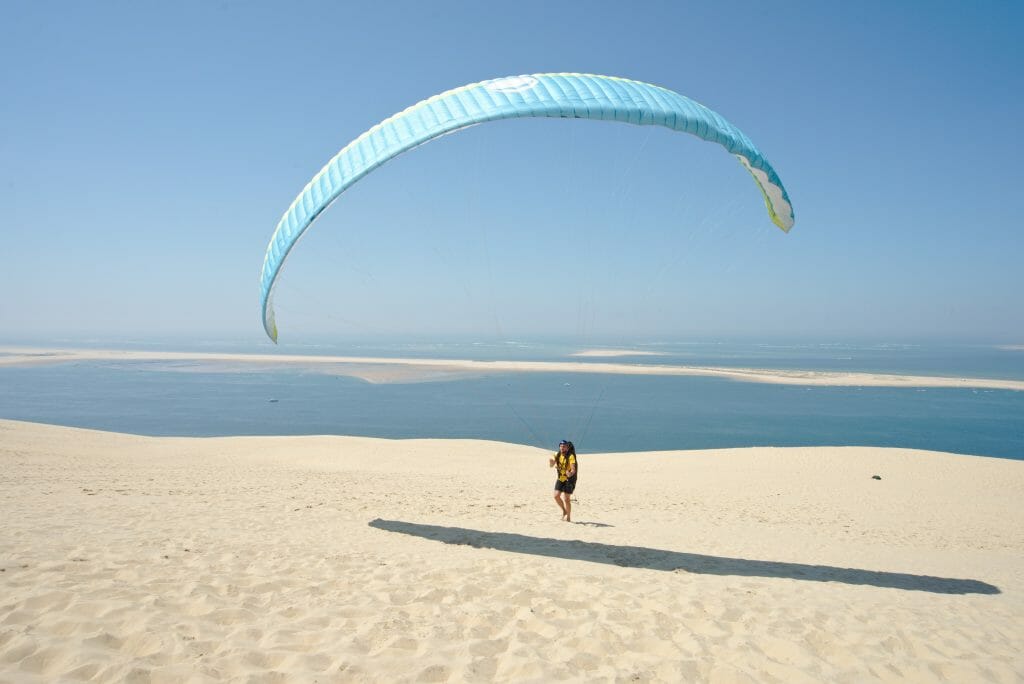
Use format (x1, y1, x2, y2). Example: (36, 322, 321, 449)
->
(550, 440, 577, 522)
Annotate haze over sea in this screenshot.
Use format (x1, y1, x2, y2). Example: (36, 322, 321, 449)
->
(2, 339, 1021, 460)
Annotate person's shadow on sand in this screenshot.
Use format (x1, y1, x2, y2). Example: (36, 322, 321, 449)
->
(368, 519, 998, 595)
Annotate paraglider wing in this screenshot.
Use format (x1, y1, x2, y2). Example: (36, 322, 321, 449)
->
(260, 73, 795, 342)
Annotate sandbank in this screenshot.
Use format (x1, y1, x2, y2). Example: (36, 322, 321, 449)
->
(1, 419, 1022, 682)
(1, 346, 1022, 391)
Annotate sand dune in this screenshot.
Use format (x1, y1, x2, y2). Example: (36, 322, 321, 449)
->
(1, 419, 1022, 682)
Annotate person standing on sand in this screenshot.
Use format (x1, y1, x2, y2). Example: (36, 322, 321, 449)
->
(549, 440, 577, 522)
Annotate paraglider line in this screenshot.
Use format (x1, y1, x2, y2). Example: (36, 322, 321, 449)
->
(576, 383, 607, 444)
(504, 400, 548, 449)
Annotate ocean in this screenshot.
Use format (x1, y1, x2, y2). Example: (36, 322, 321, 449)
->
(1, 340, 1022, 460)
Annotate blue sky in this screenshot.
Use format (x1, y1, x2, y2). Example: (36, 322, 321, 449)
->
(3, 1, 1022, 347)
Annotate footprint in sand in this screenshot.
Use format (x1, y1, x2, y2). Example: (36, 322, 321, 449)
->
(417, 664, 451, 682)
(0, 635, 39, 665)
(82, 632, 124, 652)
(469, 638, 509, 657)
(20, 590, 73, 613)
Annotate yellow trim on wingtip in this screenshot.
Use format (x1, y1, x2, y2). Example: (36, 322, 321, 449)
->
(738, 155, 792, 233)
(760, 183, 791, 232)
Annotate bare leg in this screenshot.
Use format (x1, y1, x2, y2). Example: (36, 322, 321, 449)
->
(561, 492, 572, 522)
(553, 490, 567, 519)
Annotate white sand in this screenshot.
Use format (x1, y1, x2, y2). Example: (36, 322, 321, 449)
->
(1, 347, 1022, 390)
(1, 419, 1022, 682)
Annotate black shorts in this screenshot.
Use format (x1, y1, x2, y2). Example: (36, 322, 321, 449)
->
(554, 477, 577, 494)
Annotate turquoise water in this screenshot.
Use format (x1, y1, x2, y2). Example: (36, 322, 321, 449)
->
(1, 341, 1021, 459)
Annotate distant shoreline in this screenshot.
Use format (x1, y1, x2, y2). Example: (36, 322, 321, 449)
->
(2, 346, 1022, 391)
